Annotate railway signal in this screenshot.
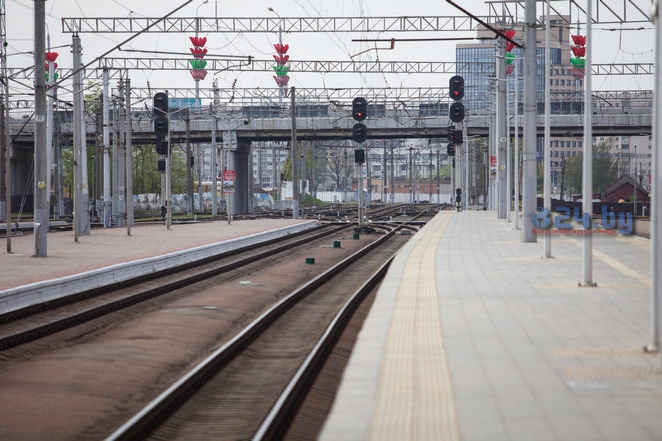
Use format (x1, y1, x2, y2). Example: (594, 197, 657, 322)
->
(449, 102, 465, 123)
(352, 97, 367, 121)
(449, 75, 464, 101)
(355, 148, 365, 163)
(352, 123, 368, 143)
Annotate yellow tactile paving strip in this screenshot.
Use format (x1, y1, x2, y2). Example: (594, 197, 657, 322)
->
(367, 213, 460, 441)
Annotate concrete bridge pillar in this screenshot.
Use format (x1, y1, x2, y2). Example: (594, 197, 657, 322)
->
(227, 141, 252, 215)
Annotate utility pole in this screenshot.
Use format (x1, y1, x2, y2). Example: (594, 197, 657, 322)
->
(436, 147, 440, 205)
(580, 0, 595, 286)
(409, 147, 413, 203)
(186, 110, 193, 215)
(634, 146, 638, 217)
(0, 0, 6, 225)
(506, 72, 512, 222)
(125, 78, 133, 234)
(0, 100, 5, 223)
(497, 36, 507, 219)
(390, 140, 394, 204)
(291, 86, 299, 219)
(382, 140, 387, 204)
(521, 0, 538, 242)
(2, 48, 10, 254)
(464, 124, 469, 211)
(46, 34, 55, 221)
(112, 93, 120, 229)
(543, 0, 553, 258)
(33, 0, 48, 256)
(102, 69, 111, 227)
(651, 0, 661, 363)
(211, 111, 218, 216)
(514, 56, 521, 228)
(73, 35, 84, 242)
(116, 79, 125, 228)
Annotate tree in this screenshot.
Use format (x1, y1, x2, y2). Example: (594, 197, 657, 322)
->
(563, 142, 618, 196)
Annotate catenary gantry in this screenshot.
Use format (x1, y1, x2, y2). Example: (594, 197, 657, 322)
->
(5, 61, 654, 82)
(60, 0, 654, 35)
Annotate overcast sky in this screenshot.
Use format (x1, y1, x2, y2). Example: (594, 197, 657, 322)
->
(4, 0, 656, 104)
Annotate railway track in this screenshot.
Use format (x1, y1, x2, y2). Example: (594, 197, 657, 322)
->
(0, 223, 357, 358)
(105, 211, 433, 440)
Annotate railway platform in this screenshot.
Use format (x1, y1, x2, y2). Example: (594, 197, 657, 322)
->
(0, 218, 317, 313)
(320, 210, 661, 441)
(1, 211, 660, 440)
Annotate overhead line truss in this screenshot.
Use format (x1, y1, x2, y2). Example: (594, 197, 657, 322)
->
(486, 0, 652, 24)
(61, 1, 654, 36)
(5, 60, 654, 81)
(61, 16, 509, 34)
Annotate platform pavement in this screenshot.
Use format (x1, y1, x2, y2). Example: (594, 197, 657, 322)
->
(321, 210, 662, 441)
(0, 219, 314, 308)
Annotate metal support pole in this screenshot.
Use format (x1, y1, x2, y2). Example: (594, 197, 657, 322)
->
(73, 35, 84, 243)
(125, 78, 133, 234)
(543, 0, 553, 257)
(3, 87, 11, 253)
(211, 112, 217, 216)
(300, 152, 305, 218)
(358, 160, 363, 225)
(33, 0, 48, 256)
(112, 98, 120, 229)
(291, 86, 299, 219)
(634, 146, 638, 217)
(409, 147, 413, 203)
(0, 0, 6, 226)
(464, 125, 469, 211)
(437, 148, 441, 205)
(383, 140, 387, 204)
(0, 99, 5, 222)
(390, 141, 395, 204)
(166, 112, 172, 230)
(507, 73, 512, 222)
(651, 0, 661, 361)
(515, 56, 521, 229)
(116, 83, 124, 229)
(366, 144, 372, 203)
(521, 0, 538, 242)
(497, 37, 507, 219)
(483, 145, 488, 211)
(46, 37, 54, 219)
(186, 110, 193, 215)
(102, 69, 111, 227)
(197, 143, 203, 213)
(581, 1, 594, 286)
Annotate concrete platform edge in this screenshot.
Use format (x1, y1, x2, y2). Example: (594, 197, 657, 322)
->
(0, 220, 318, 314)
(319, 213, 447, 440)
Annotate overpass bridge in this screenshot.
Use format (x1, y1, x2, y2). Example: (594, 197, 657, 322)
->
(8, 91, 654, 148)
(4, 89, 653, 218)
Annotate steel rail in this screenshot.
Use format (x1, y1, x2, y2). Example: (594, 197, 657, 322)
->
(105, 221, 407, 440)
(106, 209, 434, 440)
(0, 224, 349, 350)
(253, 208, 437, 440)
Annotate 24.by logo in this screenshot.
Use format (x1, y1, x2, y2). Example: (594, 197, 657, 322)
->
(530, 206, 632, 234)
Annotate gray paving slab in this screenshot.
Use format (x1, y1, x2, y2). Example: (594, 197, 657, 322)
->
(321, 210, 661, 441)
